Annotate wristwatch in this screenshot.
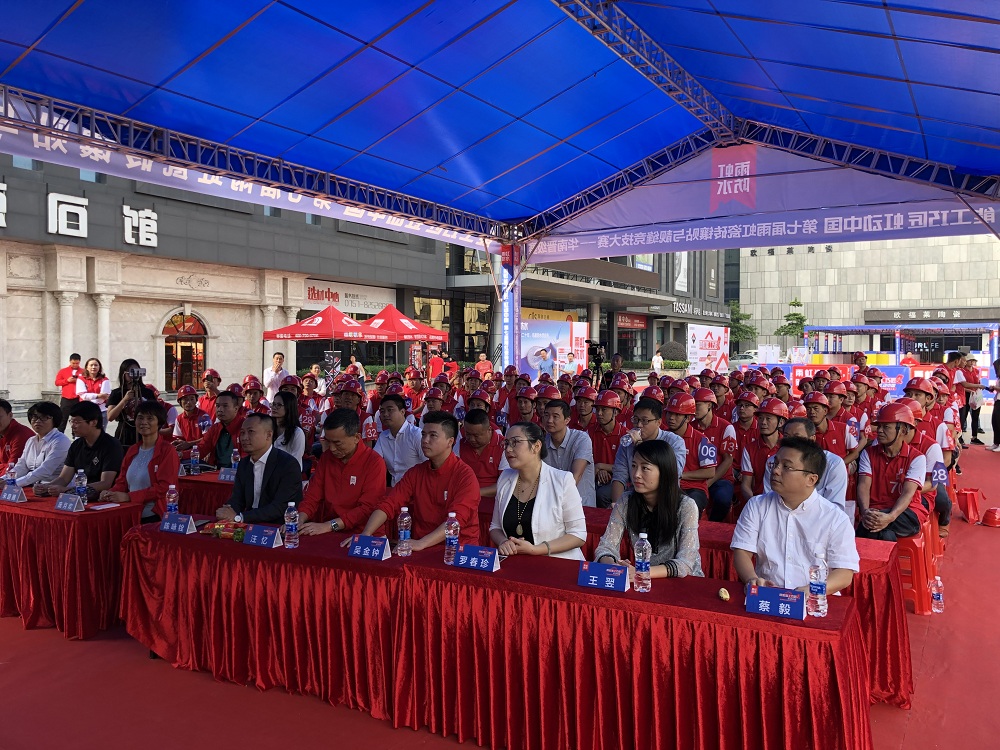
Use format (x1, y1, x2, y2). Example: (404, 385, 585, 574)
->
(234, 513, 243, 523)
(330, 519, 340, 532)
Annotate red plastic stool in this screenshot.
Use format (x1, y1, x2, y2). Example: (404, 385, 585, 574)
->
(896, 527, 933, 616)
(926, 513, 944, 577)
(955, 488, 983, 524)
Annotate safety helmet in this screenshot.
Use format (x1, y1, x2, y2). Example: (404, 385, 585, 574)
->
(787, 400, 807, 418)
(827, 366, 841, 376)
(730, 370, 744, 381)
(700, 368, 717, 379)
(668, 379, 691, 394)
(385, 383, 406, 397)
(537, 385, 562, 402)
(844, 381, 858, 394)
(824, 381, 847, 397)
(659, 375, 674, 389)
(202, 368, 221, 381)
(226, 383, 244, 397)
(853, 351, 866, 360)
(868, 368, 884, 379)
(802, 392, 830, 408)
(932, 368, 950, 382)
(516, 386, 538, 402)
(468, 390, 492, 409)
(665, 393, 697, 416)
(576, 386, 599, 402)
(610, 373, 631, 391)
(425, 387, 445, 402)
(280, 375, 303, 392)
(772, 375, 790, 387)
(404, 366, 422, 379)
(595, 391, 622, 410)
(757, 397, 789, 419)
(433, 374, 451, 387)
(387, 371, 404, 382)
(874, 402, 915, 427)
(503, 364, 518, 377)
(302, 373, 318, 385)
(798, 376, 814, 387)
(736, 390, 760, 407)
(685, 375, 703, 390)
(641, 385, 665, 403)
(647, 372, 659, 383)
(711, 374, 730, 388)
(243, 378, 263, 393)
(851, 373, 870, 386)
(982, 508, 1000, 528)
(693, 387, 717, 405)
(465, 368, 482, 381)
(579, 369, 594, 381)
(345, 364, 361, 376)
(481, 380, 498, 395)
(895, 397, 924, 422)
(558, 373, 574, 384)
(340, 379, 365, 397)
(626, 371, 638, 384)
(812, 369, 829, 381)
(904, 377, 935, 397)
(176, 385, 198, 401)
(928, 377, 948, 394)
(770, 367, 784, 376)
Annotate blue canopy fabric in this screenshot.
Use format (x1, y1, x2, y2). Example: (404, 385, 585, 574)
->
(0, 0, 997, 225)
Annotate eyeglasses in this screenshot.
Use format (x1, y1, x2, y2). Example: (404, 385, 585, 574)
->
(502, 438, 532, 450)
(771, 462, 818, 476)
(630, 417, 657, 426)
(29, 414, 53, 423)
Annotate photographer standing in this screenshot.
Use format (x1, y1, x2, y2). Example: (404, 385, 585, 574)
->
(106, 358, 157, 447)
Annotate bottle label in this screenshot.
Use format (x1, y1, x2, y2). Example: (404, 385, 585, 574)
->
(446, 535, 459, 548)
(931, 592, 943, 602)
(398, 529, 410, 541)
(635, 561, 650, 574)
(809, 581, 827, 596)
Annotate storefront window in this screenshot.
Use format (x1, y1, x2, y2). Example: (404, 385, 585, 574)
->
(616, 330, 648, 362)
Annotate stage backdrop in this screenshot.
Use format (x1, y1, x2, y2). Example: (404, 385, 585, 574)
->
(688, 325, 730, 375)
(519, 319, 588, 382)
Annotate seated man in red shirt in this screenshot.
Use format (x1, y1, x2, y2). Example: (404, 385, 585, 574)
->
(353, 411, 480, 550)
(457, 408, 507, 498)
(0, 399, 35, 476)
(298, 409, 386, 536)
(172, 385, 212, 454)
(198, 368, 222, 420)
(194, 391, 245, 467)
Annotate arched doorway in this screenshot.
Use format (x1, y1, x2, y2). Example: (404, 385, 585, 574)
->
(162, 313, 207, 391)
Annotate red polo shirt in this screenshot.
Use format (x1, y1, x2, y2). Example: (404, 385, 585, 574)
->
(55, 366, 81, 400)
(458, 432, 506, 489)
(697, 414, 738, 482)
(589, 420, 627, 466)
(859, 442, 927, 521)
(298, 441, 386, 532)
(741, 434, 781, 497)
(0, 419, 34, 475)
(197, 392, 218, 420)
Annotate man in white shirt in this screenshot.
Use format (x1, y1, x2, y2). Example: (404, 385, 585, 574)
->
(541, 400, 596, 507)
(263, 352, 290, 403)
(731, 436, 859, 592)
(762, 418, 849, 515)
(651, 350, 664, 374)
(374, 393, 426, 486)
(14, 401, 71, 487)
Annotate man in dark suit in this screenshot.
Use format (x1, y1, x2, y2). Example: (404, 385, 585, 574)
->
(216, 413, 301, 524)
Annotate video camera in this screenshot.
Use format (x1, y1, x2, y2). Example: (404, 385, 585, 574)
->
(585, 339, 606, 366)
(128, 367, 146, 379)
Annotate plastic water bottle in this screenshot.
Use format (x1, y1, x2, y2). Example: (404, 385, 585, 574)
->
(74, 469, 88, 503)
(634, 532, 652, 593)
(190, 445, 201, 475)
(396, 506, 412, 557)
(930, 576, 945, 614)
(165, 484, 179, 515)
(231, 448, 241, 468)
(4, 468, 15, 487)
(807, 550, 829, 617)
(284, 502, 299, 549)
(443, 512, 460, 565)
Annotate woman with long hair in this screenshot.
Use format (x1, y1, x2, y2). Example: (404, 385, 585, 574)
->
(593, 439, 703, 579)
(270, 390, 305, 470)
(75, 358, 112, 425)
(106, 358, 157, 447)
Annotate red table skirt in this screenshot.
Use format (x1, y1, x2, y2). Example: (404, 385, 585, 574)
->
(121, 529, 873, 750)
(177, 474, 233, 516)
(120, 526, 402, 719)
(0, 492, 142, 639)
(478, 503, 913, 709)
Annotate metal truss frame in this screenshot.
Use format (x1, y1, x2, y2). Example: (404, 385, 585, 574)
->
(514, 127, 719, 239)
(553, 0, 737, 140)
(740, 120, 1000, 200)
(0, 85, 506, 240)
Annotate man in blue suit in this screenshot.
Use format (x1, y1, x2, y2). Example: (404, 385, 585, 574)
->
(216, 413, 301, 524)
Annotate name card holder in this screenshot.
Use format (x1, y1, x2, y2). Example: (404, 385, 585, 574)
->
(347, 534, 391, 561)
(242, 524, 283, 548)
(577, 561, 631, 592)
(455, 544, 500, 572)
(218, 467, 238, 483)
(159, 513, 197, 534)
(1, 485, 27, 503)
(55, 493, 86, 512)
(745, 585, 806, 620)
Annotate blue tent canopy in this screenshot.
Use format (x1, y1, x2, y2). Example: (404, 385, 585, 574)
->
(0, 0, 997, 232)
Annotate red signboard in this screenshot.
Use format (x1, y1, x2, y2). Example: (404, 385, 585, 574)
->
(616, 312, 647, 330)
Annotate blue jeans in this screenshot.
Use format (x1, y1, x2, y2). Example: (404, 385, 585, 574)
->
(708, 480, 735, 522)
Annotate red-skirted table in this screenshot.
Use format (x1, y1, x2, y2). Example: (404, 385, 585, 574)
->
(0, 491, 142, 639)
(121, 526, 873, 750)
(177, 473, 233, 516)
(478, 502, 913, 708)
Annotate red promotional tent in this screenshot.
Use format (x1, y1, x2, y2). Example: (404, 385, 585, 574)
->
(365, 304, 448, 343)
(262, 305, 394, 342)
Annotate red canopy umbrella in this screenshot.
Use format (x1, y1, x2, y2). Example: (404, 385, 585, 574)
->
(365, 304, 448, 343)
(263, 305, 395, 341)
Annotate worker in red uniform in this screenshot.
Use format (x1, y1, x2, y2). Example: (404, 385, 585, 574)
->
(456, 408, 507, 498)
(740, 397, 788, 500)
(356, 411, 480, 548)
(242, 378, 270, 415)
(591, 390, 627, 508)
(663, 392, 717, 513)
(693, 388, 738, 522)
(534, 385, 562, 424)
(804, 392, 860, 464)
(197, 368, 222, 420)
(404, 366, 428, 414)
(513, 386, 539, 426)
(569, 386, 598, 432)
(495, 365, 519, 417)
(171, 385, 212, 453)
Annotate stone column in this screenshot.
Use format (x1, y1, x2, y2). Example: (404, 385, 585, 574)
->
(283, 306, 300, 375)
(588, 303, 601, 343)
(261, 305, 278, 371)
(94, 294, 115, 370)
(55, 292, 79, 366)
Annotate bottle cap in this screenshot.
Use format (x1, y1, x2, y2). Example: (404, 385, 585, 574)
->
(401, 506, 408, 512)
(168, 484, 176, 490)
(448, 512, 456, 517)
(639, 532, 648, 539)
(287, 501, 295, 506)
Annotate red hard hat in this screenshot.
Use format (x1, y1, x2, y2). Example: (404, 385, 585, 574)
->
(766, 382, 776, 395)
(851, 373, 870, 386)
(770, 366, 784, 376)
(176, 385, 198, 400)
(929, 378, 949, 395)
(469, 390, 492, 409)
(465, 369, 481, 380)
(798, 376, 814, 387)
(812, 369, 829, 380)
(302, 373, 318, 385)
(844, 380, 858, 393)
(803, 392, 830, 408)
(425, 387, 445, 401)
(503, 365, 518, 376)
(595, 390, 622, 410)
(665, 392, 697, 415)
(493, 371, 504, 381)
(982, 508, 1000, 528)
(700, 368, 717, 378)
(243, 378, 263, 393)
(641, 385, 665, 403)
(626, 371, 638, 383)
(580, 369, 594, 381)
(824, 381, 847, 397)
(537, 385, 562, 401)
(405, 367, 421, 379)
(746, 373, 768, 388)
(576, 386, 599, 402)
(711, 374, 730, 388)
(693, 387, 717, 405)
(730, 370, 744, 381)
(387, 371, 404, 382)
(386, 383, 406, 396)
(868, 368, 884, 378)
(668, 379, 691, 394)
(481, 379, 497, 394)
(433, 374, 451, 386)
(772, 375, 790, 387)
(853, 351, 866, 359)
(659, 375, 674, 389)
(516, 373, 531, 383)
(757, 366, 770, 375)
(340, 379, 365, 397)
(904, 377, 935, 396)
(874, 402, 915, 426)
(330, 382, 345, 395)
(202, 368, 221, 381)
(226, 383, 244, 396)
(558, 373, 573, 384)
(610, 373, 631, 391)
(895, 397, 924, 422)
(787, 400, 807, 418)
(537, 373, 554, 385)
(517, 386, 538, 402)
(827, 365, 841, 375)
(373, 371, 389, 385)
(736, 390, 760, 407)
(685, 376, 702, 390)
(281, 375, 303, 391)
(345, 364, 360, 376)
(758, 397, 789, 419)
(242, 373, 257, 386)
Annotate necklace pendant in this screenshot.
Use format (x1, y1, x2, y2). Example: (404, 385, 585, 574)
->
(515, 523, 523, 537)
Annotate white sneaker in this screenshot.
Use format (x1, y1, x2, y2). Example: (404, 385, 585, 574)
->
(992, 445, 1000, 452)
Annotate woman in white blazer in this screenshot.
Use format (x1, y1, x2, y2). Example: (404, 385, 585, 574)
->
(489, 422, 587, 560)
